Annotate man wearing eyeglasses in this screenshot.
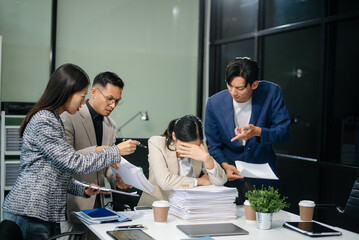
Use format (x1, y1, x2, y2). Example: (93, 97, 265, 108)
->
(60, 72, 139, 240)
(205, 57, 290, 204)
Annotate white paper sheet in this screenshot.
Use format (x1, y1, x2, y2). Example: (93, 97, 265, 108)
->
(111, 157, 155, 194)
(235, 160, 278, 180)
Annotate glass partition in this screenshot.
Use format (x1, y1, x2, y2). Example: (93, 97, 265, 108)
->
(0, 0, 52, 102)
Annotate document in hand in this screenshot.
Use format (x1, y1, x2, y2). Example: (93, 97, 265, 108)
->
(169, 186, 238, 221)
(235, 160, 278, 180)
(111, 157, 155, 194)
(73, 180, 139, 196)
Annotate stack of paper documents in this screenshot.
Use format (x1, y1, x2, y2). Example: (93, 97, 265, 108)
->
(169, 185, 238, 221)
(73, 208, 131, 224)
(111, 157, 155, 194)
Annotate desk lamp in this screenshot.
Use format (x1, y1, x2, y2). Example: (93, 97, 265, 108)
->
(118, 111, 149, 136)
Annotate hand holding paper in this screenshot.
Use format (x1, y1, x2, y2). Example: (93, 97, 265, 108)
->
(74, 180, 139, 196)
(111, 157, 155, 194)
(235, 160, 278, 180)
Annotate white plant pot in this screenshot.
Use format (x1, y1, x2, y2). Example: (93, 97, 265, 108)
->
(256, 212, 273, 230)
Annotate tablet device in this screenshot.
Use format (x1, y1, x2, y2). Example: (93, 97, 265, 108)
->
(106, 229, 155, 240)
(177, 223, 248, 237)
(283, 221, 342, 237)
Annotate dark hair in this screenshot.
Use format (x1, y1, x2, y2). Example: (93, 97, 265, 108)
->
(162, 115, 204, 151)
(225, 57, 259, 86)
(93, 71, 124, 89)
(19, 63, 90, 137)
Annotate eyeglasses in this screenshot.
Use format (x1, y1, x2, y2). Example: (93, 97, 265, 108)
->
(96, 88, 123, 106)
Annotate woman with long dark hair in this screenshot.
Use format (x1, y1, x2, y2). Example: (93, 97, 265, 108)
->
(138, 115, 227, 206)
(2, 64, 138, 239)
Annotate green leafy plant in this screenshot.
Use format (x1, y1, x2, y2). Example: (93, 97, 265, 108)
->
(245, 186, 289, 213)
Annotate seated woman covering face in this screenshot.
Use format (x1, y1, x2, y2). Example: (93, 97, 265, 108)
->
(138, 115, 227, 206)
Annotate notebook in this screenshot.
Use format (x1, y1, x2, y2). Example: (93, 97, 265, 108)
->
(177, 223, 248, 237)
(80, 208, 118, 220)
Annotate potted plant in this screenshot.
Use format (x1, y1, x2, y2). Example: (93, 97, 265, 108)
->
(245, 186, 289, 230)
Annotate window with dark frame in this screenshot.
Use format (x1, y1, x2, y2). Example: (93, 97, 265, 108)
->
(209, 0, 359, 166)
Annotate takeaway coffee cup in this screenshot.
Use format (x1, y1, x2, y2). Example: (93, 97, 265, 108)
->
(299, 200, 315, 221)
(244, 200, 256, 221)
(152, 200, 170, 223)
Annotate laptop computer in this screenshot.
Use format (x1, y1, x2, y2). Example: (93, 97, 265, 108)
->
(177, 223, 249, 237)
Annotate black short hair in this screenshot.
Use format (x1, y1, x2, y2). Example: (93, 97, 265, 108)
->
(225, 57, 259, 86)
(93, 71, 124, 89)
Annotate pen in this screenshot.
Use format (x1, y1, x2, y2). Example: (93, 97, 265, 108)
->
(114, 224, 147, 230)
(122, 138, 147, 148)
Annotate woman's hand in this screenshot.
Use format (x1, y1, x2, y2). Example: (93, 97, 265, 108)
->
(197, 174, 212, 186)
(176, 143, 214, 169)
(84, 183, 101, 196)
(176, 143, 211, 162)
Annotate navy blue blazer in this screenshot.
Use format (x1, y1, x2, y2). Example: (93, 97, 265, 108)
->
(205, 81, 290, 175)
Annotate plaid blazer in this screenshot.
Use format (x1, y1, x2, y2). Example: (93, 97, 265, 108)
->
(3, 110, 121, 222)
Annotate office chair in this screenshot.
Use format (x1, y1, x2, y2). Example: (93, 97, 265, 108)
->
(316, 174, 359, 232)
(0, 220, 23, 240)
(0, 220, 85, 240)
(47, 231, 85, 240)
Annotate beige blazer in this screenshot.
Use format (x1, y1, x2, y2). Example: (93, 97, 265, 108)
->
(60, 103, 117, 223)
(138, 136, 227, 206)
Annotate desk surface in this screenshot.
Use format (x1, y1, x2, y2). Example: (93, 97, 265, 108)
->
(82, 206, 358, 240)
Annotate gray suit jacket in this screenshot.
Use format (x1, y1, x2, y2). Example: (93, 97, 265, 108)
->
(138, 136, 227, 206)
(60, 104, 117, 223)
(2, 110, 121, 222)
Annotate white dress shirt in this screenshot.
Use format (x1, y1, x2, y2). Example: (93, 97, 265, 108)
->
(233, 97, 252, 145)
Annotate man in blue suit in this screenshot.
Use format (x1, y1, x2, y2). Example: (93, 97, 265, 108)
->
(205, 57, 290, 202)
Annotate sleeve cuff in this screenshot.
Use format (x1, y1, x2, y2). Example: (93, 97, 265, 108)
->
(206, 162, 217, 176)
(193, 178, 198, 187)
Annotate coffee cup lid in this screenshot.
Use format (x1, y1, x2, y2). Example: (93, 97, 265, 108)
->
(244, 200, 250, 206)
(152, 200, 170, 207)
(299, 200, 315, 207)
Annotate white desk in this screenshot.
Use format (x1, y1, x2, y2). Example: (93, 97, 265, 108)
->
(80, 206, 358, 240)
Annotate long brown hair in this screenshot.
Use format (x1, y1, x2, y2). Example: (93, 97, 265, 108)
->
(19, 63, 89, 137)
